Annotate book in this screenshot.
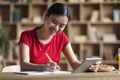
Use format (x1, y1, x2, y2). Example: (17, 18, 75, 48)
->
(103, 49, 114, 60)
(90, 10, 99, 22)
(16, 70, 71, 75)
(12, 10, 21, 22)
(103, 33, 117, 42)
(113, 9, 120, 22)
(88, 26, 97, 41)
(88, 25, 102, 41)
(87, 0, 103, 2)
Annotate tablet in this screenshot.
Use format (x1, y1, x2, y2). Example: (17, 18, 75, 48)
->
(73, 58, 102, 73)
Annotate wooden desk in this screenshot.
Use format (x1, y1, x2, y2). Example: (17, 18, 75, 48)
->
(0, 71, 120, 80)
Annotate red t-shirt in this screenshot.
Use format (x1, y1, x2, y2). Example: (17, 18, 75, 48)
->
(19, 27, 70, 65)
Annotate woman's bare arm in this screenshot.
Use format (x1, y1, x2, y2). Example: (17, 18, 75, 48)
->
(19, 43, 56, 71)
(63, 43, 81, 70)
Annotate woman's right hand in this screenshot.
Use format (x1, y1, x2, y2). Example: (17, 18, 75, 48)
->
(45, 62, 61, 71)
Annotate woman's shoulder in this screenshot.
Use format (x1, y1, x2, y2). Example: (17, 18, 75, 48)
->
(21, 27, 37, 35)
(54, 32, 68, 39)
(54, 32, 69, 41)
(22, 30, 33, 34)
(19, 27, 38, 41)
(56, 32, 67, 37)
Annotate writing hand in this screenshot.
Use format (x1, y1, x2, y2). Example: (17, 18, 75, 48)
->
(46, 62, 61, 71)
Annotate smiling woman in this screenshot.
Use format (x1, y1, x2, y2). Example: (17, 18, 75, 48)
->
(43, 15, 68, 36)
(18, 3, 100, 72)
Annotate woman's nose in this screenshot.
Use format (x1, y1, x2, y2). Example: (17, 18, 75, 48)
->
(54, 25, 59, 31)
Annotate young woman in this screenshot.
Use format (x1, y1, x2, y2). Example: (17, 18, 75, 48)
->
(19, 3, 100, 72)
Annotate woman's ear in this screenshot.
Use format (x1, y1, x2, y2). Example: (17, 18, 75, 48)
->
(43, 12, 48, 20)
(44, 16, 48, 20)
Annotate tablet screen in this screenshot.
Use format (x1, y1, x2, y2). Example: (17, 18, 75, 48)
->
(73, 58, 102, 73)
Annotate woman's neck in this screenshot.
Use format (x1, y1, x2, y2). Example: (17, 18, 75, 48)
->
(37, 26, 53, 44)
(39, 37, 52, 44)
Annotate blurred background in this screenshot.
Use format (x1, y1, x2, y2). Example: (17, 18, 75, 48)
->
(0, 0, 120, 71)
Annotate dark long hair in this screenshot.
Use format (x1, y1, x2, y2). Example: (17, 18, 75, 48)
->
(45, 3, 70, 20)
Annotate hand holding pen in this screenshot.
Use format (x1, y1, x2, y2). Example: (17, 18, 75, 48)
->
(45, 53, 61, 71)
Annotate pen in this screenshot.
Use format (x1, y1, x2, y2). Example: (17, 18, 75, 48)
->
(45, 53, 53, 62)
(45, 53, 60, 70)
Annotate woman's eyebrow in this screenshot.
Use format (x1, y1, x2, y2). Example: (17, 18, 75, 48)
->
(53, 17, 66, 25)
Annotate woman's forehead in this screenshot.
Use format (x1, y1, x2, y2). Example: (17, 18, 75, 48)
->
(50, 15, 68, 24)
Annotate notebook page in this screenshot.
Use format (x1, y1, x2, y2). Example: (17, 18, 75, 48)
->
(16, 71, 71, 75)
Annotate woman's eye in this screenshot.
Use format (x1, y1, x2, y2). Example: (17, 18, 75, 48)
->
(52, 19, 57, 25)
(59, 25, 64, 28)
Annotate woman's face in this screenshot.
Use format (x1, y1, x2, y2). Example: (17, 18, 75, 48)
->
(44, 14, 68, 36)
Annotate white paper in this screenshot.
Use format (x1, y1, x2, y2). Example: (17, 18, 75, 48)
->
(16, 71, 71, 75)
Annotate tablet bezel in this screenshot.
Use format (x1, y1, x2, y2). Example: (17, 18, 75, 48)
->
(73, 58, 102, 73)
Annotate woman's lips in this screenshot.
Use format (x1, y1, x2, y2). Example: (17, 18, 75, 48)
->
(50, 27, 56, 35)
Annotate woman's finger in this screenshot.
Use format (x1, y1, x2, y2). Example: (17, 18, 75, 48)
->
(89, 64, 99, 72)
(95, 61, 102, 65)
(46, 62, 60, 71)
(56, 65, 61, 71)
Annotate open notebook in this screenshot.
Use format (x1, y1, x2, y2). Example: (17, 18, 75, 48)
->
(16, 70, 71, 75)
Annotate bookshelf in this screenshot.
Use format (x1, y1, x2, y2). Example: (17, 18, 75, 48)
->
(0, 0, 120, 71)
(66, 1, 120, 69)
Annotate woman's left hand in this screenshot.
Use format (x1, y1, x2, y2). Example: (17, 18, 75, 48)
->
(89, 61, 102, 72)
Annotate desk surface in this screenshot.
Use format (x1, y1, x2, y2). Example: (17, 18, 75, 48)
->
(0, 71, 120, 80)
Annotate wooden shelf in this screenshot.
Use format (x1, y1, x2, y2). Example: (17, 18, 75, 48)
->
(66, 1, 120, 69)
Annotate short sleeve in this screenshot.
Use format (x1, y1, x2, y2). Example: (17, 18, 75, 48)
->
(18, 31, 30, 47)
(61, 32, 70, 49)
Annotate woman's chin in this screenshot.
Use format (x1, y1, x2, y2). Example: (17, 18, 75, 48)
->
(51, 32, 56, 36)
